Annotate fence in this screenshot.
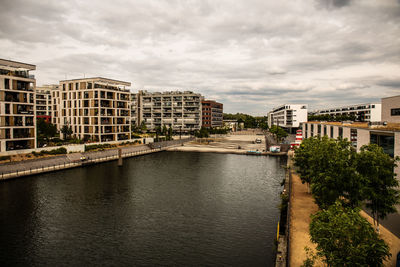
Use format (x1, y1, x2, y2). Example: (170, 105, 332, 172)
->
(0, 147, 163, 180)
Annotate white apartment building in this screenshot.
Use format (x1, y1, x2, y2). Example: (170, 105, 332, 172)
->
(133, 90, 202, 132)
(313, 103, 381, 122)
(36, 84, 58, 121)
(268, 104, 308, 131)
(0, 59, 36, 151)
(56, 77, 131, 142)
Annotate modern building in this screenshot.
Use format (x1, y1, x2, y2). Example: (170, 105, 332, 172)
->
(301, 121, 400, 178)
(131, 92, 139, 129)
(56, 77, 131, 142)
(268, 104, 308, 132)
(36, 84, 58, 122)
(133, 90, 202, 132)
(313, 103, 381, 122)
(202, 100, 223, 128)
(0, 59, 36, 151)
(223, 120, 238, 132)
(381, 95, 400, 123)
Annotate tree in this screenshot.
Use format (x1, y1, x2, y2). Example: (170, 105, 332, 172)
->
(60, 125, 73, 140)
(37, 118, 58, 139)
(357, 144, 400, 231)
(140, 121, 147, 133)
(269, 125, 288, 143)
(155, 126, 162, 142)
(195, 127, 209, 138)
(167, 127, 173, 141)
(162, 125, 168, 136)
(307, 201, 390, 266)
(294, 136, 363, 209)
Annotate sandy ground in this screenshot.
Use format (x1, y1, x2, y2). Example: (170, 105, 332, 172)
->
(289, 171, 400, 266)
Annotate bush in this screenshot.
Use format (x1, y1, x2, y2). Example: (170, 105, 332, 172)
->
(131, 134, 141, 139)
(32, 147, 67, 156)
(85, 144, 116, 152)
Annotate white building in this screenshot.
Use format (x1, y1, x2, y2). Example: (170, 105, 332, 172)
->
(268, 104, 308, 131)
(313, 103, 381, 122)
(133, 90, 202, 132)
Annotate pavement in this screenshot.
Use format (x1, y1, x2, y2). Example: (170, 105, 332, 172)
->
(0, 144, 151, 177)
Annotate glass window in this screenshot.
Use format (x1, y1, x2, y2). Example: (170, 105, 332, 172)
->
(391, 108, 400, 116)
(370, 134, 394, 157)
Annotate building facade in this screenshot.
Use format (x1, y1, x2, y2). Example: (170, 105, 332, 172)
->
(36, 84, 58, 122)
(0, 59, 36, 151)
(301, 121, 400, 178)
(313, 103, 381, 122)
(133, 90, 202, 132)
(202, 100, 223, 128)
(268, 104, 308, 131)
(381, 95, 400, 123)
(56, 77, 131, 142)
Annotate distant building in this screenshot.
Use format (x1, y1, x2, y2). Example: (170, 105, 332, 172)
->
(312, 103, 381, 122)
(133, 90, 202, 132)
(381, 95, 400, 123)
(56, 77, 131, 142)
(202, 100, 223, 128)
(223, 120, 238, 132)
(268, 104, 308, 132)
(36, 84, 58, 122)
(0, 59, 36, 151)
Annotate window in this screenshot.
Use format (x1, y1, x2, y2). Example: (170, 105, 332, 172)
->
(391, 108, 400, 116)
(370, 134, 394, 157)
(330, 126, 333, 138)
(338, 127, 343, 138)
(4, 78, 9, 89)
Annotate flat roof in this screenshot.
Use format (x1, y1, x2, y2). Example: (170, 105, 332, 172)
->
(0, 58, 36, 70)
(381, 95, 400, 100)
(306, 121, 400, 132)
(59, 77, 131, 86)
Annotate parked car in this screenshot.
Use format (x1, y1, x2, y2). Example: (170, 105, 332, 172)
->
(255, 138, 262, 144)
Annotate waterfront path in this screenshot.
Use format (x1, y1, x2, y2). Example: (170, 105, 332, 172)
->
(0, 144, 153, 180)
(289, 171, 400, 266)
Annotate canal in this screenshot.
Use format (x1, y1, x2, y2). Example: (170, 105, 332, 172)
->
(0, 152, 285, 266)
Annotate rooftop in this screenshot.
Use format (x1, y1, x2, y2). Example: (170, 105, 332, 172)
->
(0, 58, 36, 71)
(59, 77, 131, 87)
(307, 121, 400, 132)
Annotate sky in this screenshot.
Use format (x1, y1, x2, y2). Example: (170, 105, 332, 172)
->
(1, 0, 399, 115)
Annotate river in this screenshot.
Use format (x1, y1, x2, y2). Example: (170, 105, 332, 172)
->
(0, 152, 285, 266)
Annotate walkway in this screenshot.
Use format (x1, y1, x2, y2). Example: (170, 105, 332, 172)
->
(289, 171, 400, 266)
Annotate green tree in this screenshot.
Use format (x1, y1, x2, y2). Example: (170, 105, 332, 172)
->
(140, 121, 147, 133)
(60, 125, 73, 140)
(294, 136, 363, 209)
(155, 126, 162, 142)
(195, 127, 209, 138)
(308, 201, 390, 266)
(162, 125, 168, 136)
(269, 125, 288, 143)
(37, 118, 57, 139)
(357, 144, 400, 230)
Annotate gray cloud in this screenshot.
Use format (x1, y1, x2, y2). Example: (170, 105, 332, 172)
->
(0, 0, 399, 115)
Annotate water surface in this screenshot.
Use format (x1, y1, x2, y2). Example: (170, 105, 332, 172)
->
(0, 152, 285, 266)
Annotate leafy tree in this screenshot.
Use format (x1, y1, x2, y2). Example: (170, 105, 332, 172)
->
(357, 144, 400, 230)
(37, 118, 57, 139)
(307, 201, 390, 266)
(162, 125, 168, 136)
(195, 127, 209, 138)
(60, 125, 73, 140)
(140, 121, 147, 133)
(155, 126, 162, 142)
(167, 127, 173, 141)
(269, 125, 288, 143)
(294, 136, 363, 209)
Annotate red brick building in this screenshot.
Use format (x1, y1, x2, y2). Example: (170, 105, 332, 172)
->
(202, 100, 223, 128)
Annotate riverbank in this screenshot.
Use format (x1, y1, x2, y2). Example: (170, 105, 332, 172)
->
(288, 167, 400, 266)
(0, 139, 192, 181)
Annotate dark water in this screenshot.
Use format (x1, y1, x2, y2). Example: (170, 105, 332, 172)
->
(0, 152, 285, 266)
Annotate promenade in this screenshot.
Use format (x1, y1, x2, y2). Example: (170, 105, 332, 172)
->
(0, 138, 192, 180)
(289, 170, 400, 266)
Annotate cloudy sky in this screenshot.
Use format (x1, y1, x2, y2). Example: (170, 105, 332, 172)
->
(1, 0, 399, 115)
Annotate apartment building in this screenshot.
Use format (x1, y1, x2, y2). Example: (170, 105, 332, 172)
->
(36, 84, 58, 122)
(381, 95, 400, 123)
(133, 90, 202, 132)
(131, 92, 139, 128)
(0, 59, 36, 151)
(56, 77, 131, 142)
(202, 100, 223, 128)
(313, 103, 381, 122)
(268, 104, 308, 132)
